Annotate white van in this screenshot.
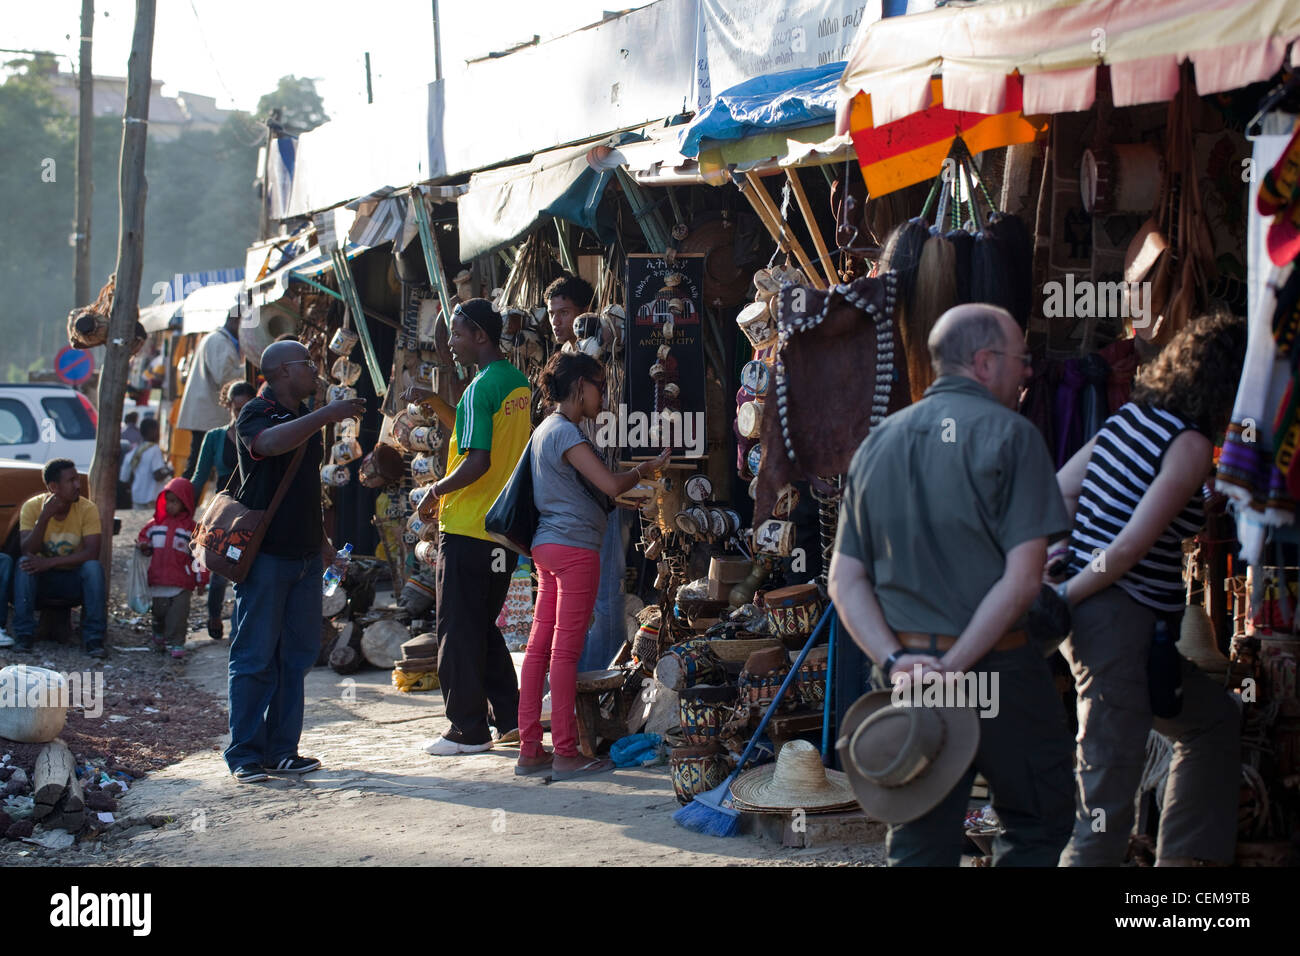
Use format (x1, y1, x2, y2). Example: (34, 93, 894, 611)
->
(0, 383, 98, 472)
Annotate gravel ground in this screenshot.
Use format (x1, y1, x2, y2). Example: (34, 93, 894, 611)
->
(1, 507, 228, 863)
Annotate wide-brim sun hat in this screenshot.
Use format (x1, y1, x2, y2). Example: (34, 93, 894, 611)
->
(836, 690, 980, 825)
(729, 739, 856, 813)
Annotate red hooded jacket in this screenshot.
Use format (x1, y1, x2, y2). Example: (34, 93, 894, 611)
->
(137, 477, 209, 590)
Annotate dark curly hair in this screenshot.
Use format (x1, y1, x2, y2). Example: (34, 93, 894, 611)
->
(219, 380, 256, 408)
(544, 274, 594, 311)
(1130, 312, 1246, 436)
(540, 350, 603, 403)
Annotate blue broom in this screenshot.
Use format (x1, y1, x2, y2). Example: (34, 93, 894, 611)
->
(673, 606, 834, 837)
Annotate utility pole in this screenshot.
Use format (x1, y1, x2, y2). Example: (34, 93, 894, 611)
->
(90, 0, 155, 574)
(432, 0, 443, 82)
(73, 0, 94, 307)
(364, 51, 373, 104)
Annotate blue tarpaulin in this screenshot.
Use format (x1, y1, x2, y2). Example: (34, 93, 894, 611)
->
(678, 62, 846, 158)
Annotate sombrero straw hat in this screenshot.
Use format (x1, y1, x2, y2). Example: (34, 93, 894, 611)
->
(729, 739, 856, 813)
(836, 690, 980, 825)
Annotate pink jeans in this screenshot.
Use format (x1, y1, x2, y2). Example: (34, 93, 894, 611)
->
(519, 543, 601, 758)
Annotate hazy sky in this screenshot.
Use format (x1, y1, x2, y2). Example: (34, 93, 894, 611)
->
(4, 0, 628, 114)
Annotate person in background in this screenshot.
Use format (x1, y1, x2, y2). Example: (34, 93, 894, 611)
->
(1052, 313, 1246, 867)
(10, 459, 106, 657)
(413, 299, 531, 757)
(545, 273, 594, 352)
(516, 351, 669, 779)
(120, 416, 170, 510)
(137, 477, 207, 659)
(224, 340, 365, 783)
(176, 306, 243, 480)
(121, 411, 143, 449)
(190, 380, 256, 640)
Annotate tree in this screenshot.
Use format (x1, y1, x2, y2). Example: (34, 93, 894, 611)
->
(256, 75, 329, 134)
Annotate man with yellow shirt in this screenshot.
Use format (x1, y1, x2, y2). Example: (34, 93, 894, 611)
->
(10, 458, 106, 657)
(414, 299, 531, 756)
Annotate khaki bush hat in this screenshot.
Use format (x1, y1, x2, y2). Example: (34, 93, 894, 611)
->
(835, 690, 980, 824)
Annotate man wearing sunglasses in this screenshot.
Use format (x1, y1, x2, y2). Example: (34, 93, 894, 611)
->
(412, 298, 532, 756)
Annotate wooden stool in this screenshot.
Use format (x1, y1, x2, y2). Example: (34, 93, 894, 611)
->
(37, 597, 82, 645)
(574, 668, 632, 759)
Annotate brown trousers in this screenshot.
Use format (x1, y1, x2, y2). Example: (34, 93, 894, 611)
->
(1059, 585, 1241, 866)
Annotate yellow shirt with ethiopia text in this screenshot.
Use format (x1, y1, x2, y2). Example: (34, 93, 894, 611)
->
(438, 360, 532, 542)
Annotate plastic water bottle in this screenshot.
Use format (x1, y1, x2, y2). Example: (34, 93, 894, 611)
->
(322, 543, 353, 597)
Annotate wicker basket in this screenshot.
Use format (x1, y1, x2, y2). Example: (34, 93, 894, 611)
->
(670, 743, 733, 805)
(679, 685, 737, 745)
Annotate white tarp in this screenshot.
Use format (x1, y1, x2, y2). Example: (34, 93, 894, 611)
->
(693, 0, 883, 108)
(179, 281, 244, 336)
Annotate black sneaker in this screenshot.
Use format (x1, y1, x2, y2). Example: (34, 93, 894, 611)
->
(232, 764, 269, 783)
(85, 644, 106, 659)
(269, 756, 321, 775)
(12, 640, 34, 654)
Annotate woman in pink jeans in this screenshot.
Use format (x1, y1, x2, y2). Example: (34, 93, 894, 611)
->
(517, 351, 669, 780)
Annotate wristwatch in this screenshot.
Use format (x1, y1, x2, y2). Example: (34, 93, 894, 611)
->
(881, 648, 907, 679)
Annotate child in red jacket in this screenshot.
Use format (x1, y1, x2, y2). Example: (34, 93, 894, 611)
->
(137, 477, 207, 659)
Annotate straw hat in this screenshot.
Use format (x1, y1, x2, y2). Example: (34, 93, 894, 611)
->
(729, 740, 856, 813)
(836, 691, 980, 825)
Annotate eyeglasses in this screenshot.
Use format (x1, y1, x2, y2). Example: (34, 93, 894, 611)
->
(283, 359, 317, 372)
(986, 349, 1032, 369)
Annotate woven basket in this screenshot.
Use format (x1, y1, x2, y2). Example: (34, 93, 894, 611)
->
(707, 637, 784, 663)
(679, 685, 736, 745)
(670, 743, 733, 805)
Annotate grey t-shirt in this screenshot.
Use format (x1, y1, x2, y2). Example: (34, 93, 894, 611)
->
(532, 413, 608, 553)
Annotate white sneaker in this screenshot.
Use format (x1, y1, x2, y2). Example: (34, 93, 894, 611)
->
(421, 735, 492, 756)
(0, 627, 13, 648)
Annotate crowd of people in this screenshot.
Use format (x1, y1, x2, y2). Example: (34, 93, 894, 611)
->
(0, 291, 1248, 866)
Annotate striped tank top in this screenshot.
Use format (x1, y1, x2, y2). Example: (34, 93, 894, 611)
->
(1067, 402, 1205, 612)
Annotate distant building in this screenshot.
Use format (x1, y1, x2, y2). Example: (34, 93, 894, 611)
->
(47, 72, 239, 141)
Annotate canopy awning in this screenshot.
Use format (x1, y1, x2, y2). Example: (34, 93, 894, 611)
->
(457, 132, 643, 261)
(838, 0, 1300, 129)
(180, 281, 245, 336)
(245, 236, 370, 309)
(139, 301, 182, 333)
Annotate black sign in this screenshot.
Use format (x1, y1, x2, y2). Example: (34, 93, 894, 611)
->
(622, 254, 707, 459)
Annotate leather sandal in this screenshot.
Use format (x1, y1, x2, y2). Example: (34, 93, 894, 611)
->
(514, 752, 554, 777)
(550, 757, 615, 781)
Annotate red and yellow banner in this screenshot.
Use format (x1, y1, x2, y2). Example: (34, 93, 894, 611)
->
(849, 75, 1047, 197)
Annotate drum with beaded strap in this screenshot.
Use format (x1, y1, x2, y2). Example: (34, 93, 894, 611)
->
(762, 582, 823, 641)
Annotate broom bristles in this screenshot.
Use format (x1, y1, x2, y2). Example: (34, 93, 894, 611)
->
(672, 796, 741, 837)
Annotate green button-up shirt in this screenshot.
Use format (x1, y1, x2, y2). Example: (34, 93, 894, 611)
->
(834, 375, 1068, 636)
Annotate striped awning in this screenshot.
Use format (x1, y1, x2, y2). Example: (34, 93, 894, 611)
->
(838, 0, 1300, 129)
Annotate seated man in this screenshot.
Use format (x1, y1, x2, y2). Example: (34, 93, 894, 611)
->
(11, 458, 106, 658)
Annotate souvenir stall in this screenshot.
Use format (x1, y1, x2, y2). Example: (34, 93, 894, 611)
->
(831, 0, 1300, 860)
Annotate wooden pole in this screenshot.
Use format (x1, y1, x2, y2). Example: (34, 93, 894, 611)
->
(740, 172, 826, 290)
(785, 168, 837, 288)
(73, 0, 94, 308)
(90, 0, 155, 576)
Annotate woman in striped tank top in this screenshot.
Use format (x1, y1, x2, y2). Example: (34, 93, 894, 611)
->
(1050, 313, 1245, 867)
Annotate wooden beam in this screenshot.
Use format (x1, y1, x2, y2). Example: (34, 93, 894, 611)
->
(785, 169, 837, 288)
(741, 172, 825, 290)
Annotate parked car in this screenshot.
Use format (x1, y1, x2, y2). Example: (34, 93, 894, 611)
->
(0, 383, 98, 473)
(0, 458, 92, 554)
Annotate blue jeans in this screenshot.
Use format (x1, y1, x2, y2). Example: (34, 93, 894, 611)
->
(224, 553, 322, 771)
(0, 553, 11, 628)
(11, 559, 107, 649)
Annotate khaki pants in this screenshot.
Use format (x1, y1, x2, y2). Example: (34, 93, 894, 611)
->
(1059, 586, 1241, 866)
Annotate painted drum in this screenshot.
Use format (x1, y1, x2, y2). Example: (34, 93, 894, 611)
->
(736, 300, 776, 347)
(391, 409, 421, 449)
(707, 507, 728, 538)
(407, 425, 440, 452)
(331, 438, 363, 466)
(684, 474, 713, 503)
(746, 443, 763, 476)
(336, 417, 359, 439)
(754, 518, 795, 556)
(410, 453, 440, 484)
(761, 582, 823, 640)
(414, 540, 438, 565)
(329, 327, 359, 355)
(737, 400, 763, 439)
(740, 359, 770, 397)
(772, 484, 800, 519)
(409, 485, 432, 510)
(320, 464, 350, 487)
(331, 357, 362, 386)
(327, 384, 358, 404)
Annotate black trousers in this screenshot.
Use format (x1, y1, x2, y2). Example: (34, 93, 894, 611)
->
(435, 533, 519, 743)
(181, 429, 206, 480)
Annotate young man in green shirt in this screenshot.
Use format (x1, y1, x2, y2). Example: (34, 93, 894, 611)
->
(415, 299, 531, 756)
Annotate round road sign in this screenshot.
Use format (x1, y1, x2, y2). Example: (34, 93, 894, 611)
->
(55, 346, 95, 385)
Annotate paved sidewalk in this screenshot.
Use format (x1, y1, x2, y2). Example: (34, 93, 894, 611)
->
(107, 639, 885, 866)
